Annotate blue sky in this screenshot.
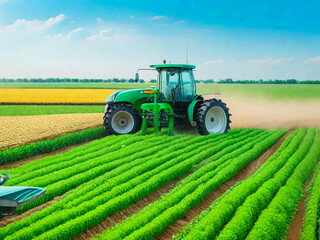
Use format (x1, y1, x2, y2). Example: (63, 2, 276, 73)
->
(0, 0, 319, 80)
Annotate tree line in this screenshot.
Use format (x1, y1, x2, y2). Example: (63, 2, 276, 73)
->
(0, 78, 319, 84)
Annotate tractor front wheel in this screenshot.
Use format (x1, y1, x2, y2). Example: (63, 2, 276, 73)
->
(197, 99, 231, 135)
(104, 104, 141, 135)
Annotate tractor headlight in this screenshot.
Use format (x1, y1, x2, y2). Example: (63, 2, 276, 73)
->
(106, 90, 122, 103)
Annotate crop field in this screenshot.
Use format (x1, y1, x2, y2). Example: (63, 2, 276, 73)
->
(0, 113, 102, 150)
(0, 128, 319, 240)
(0, 88, 116, 104)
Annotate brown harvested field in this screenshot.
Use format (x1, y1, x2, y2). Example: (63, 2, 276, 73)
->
(0, 113, 103, 150)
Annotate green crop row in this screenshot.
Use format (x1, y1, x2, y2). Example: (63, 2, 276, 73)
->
(246, 128, 320, 240)
(5, 130, 126, 175)
(174, 128, 304, 239)
(175, 128, 320, 240)
(16, 134, 191, 212)
(7, 134, 162, 185)
(300, 162, 320, 240)
(0, 127, 107, 165)
(0, 129, 256, 240)
(216, 128, 315, 239)
(94, 130, 286, 240)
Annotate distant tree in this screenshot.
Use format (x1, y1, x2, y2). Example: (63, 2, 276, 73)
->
(128, 78, 135, 83)
(112, 78, 120, 83)
(150, 79, 157, 83)
(225, 78, 233, 84)
(139, 79, 145, 83)
(120, 79, 127, 83)
(285, 79, 298, 84)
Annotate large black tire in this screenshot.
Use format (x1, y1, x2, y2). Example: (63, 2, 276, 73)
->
(103, 103, 142, 135)
(197, 99, 231, 135)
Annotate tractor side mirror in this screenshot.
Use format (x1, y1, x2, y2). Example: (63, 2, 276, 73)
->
(135, 73, 139, 83)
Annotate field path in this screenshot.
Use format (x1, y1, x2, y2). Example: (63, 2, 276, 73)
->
(0, 113, 103, 150)
(285, 172, 315, 240)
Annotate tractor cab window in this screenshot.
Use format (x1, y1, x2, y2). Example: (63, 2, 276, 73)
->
(181, 70, 195, 101)
(160, 69, 182, 102)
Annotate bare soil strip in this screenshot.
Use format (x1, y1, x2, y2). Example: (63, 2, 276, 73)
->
(286, 172, 315, 240)
(0, 195, 64, 227)
(73, 176, 188, 240)
(0, 140, 96, 170)
(74, 131, 291, 240)
(155, 130, 291, 240)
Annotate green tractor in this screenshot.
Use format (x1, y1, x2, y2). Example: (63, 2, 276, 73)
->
(103, 63, 231, 135)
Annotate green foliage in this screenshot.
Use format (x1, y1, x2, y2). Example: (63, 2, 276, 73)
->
(0, 129, 257, 240)
(299, 159, 320, 240)
(0, 127, 107, 165)
(175, 128, 320, 240)
(0, 105, 105, 116)
(94, 130, 286, 240)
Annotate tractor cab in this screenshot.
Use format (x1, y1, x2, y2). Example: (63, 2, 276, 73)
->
(150, 64, 196, 103)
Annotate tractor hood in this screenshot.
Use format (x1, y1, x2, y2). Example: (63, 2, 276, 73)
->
(106, 88, 155, 112)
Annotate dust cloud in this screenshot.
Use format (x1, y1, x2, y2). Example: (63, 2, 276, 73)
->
(203, 95, 320, 129)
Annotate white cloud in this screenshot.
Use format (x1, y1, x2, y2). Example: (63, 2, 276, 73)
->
(304, 56, 320, 63)
(130, 16, 135, 19)
(174, 20, 185, 24)
(97, 17, 103, 23)
(86, 29, 114, 40)
(66, 27, 83, 39)
(1, 14, 66, 32)
(151, 15, 167, 20)
(50, 27, 83, 40)
(245, 57, 294, 65)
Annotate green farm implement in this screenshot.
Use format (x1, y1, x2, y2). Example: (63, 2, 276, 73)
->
(104, 62, 231, 135)
(0, 173, 45, 219)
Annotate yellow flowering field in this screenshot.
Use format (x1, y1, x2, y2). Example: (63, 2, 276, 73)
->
(0, 88, 117, 104)
(0, 113, 103, 150)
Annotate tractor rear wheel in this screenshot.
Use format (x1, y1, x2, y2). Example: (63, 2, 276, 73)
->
(104, 103, 141, 135)
(197, 99, 231, 135)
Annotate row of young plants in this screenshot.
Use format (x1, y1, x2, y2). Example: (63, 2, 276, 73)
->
(0, 126, 107, 165)
(173, 128, 302, 239)
(32, 130, 275, 240)
(246, 128, 320, 240)
(5, 130, 127, 176)
(218, 128, 315, 239)
(0, 129, 259, 240)
(93, 130, 287, 240)
(15, 134, 193, 212)
(7, 134, 163, 185)
(300, 162, 320, 240)
(16, 129, 254, 213)
(175, 128, 320, 240)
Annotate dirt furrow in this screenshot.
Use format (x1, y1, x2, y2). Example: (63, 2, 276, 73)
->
(286, 171, 315, 240)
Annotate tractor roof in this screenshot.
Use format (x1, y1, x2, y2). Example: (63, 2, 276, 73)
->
(149, 64, 196, 69)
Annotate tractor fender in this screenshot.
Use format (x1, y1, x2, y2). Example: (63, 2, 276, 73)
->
(188, 100, 202, 125)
